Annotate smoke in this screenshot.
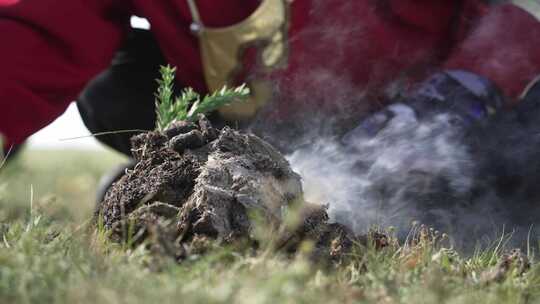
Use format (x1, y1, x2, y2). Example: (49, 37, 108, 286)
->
(287, 105, 474, 237)
(286, 103, 540, 251)
(248, 0, 540, 251)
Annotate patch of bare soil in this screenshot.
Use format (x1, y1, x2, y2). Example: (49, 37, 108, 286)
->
(97, 115, 358, 263)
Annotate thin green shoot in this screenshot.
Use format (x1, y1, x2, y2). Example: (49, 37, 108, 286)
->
(155, 65, 250, 131)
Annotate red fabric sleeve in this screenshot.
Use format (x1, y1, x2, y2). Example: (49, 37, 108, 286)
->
(0, 0, 130, 146)
(389, 0, 462, 35)
(444, 3, 540, 104)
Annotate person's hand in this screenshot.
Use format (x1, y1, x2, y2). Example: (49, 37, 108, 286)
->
(405, 70, 504, 121)
(343, 70, 506, 141)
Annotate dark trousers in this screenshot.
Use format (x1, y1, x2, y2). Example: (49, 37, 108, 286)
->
(77, 29, 166, 156)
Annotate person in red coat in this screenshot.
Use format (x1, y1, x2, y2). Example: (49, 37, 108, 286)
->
(1, 0, 540, 157)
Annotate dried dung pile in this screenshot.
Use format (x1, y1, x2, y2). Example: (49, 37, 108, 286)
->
(97, 115, 357, 262)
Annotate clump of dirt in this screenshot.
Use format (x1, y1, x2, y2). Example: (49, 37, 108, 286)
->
(97, 115, 357, 263)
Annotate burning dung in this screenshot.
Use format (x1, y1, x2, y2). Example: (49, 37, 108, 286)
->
(97, 115, 356, 262)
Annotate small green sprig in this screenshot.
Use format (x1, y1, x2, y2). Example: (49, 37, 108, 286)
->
(155, 65, 250, 131)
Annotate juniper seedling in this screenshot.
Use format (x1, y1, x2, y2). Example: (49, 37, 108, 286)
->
(155, 65, 250, 131)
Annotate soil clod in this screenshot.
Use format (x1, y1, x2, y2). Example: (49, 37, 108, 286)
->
(97, 115, 357, 263)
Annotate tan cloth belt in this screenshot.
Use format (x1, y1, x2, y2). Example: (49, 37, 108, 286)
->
(187, 0, 291, 121)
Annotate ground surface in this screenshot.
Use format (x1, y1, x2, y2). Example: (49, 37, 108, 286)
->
(1, 149, 540, 304)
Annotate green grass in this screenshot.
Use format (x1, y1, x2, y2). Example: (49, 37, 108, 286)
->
(1, 149, 540, 304)
(0, 149, 126, 224)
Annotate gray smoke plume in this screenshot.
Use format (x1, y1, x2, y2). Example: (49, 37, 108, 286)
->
(285, 103, 540, 251)
(248, 0, 540, 251)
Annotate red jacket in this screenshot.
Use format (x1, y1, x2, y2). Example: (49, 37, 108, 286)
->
(1, 0, 540, 146)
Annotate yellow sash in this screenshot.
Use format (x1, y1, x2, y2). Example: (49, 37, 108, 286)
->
(187, 0, 291, 121)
